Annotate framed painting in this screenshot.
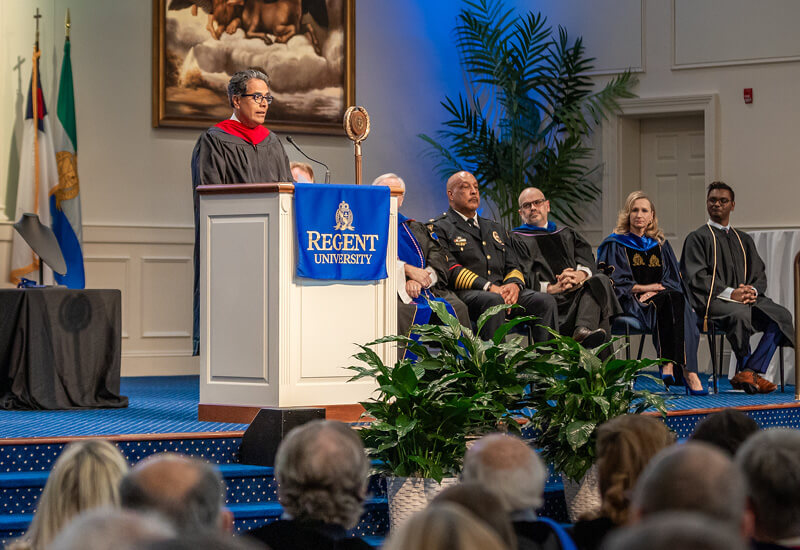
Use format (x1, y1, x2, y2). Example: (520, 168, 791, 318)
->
(152, 0, 355, 134)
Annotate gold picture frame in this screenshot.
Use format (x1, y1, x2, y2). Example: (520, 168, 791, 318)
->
(152, 0, 355, 134)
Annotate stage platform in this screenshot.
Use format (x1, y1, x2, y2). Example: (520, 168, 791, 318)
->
(0, 374, 797, 546)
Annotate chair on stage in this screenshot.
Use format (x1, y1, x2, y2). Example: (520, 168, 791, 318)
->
(611, 315, 648, 360)
(700, 321, 785, 394)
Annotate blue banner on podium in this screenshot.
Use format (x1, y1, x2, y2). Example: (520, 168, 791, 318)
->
(295, 183, 390, 280)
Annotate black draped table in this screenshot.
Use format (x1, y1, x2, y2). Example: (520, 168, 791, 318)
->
(0, 288, 128, 410)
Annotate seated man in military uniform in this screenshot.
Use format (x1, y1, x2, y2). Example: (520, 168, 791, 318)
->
(432, 171, 558, 341)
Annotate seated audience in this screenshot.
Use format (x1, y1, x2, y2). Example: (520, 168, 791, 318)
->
(145, 531, 266, 550)
(432, 482, 517, 549)
(461, 433, 572, 550)
(570, 414, 674, 550)
(291, 161, 314, 183)
(246, 420, 371, 550)
(48, 508, 174, 550)
(9, 439, 129, 550)
(512, 187, 621, 350)
(119, 453, 233, 535)
(681, 181, 795, 394)
(372, 173, 470, 349)
(689, 408, 760, 456)
(735, 428, 800, 550)
(630, 442, 752, 537)
(383, 502, 509, 550)
(601, 512, 748, 550)
(597, 191, 704, 394)
(432, 171, 558, 341)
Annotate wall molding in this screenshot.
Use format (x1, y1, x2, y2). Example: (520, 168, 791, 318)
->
(583, 0, 646, 76)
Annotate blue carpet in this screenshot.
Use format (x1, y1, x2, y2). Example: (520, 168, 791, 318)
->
(0, 377, 248, 439)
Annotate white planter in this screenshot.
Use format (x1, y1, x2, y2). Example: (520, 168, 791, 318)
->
(386, 476, 458, 529)
(562, 464, 601, 522)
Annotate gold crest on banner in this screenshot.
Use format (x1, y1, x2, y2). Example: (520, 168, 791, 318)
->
(334, 201, 355, 231)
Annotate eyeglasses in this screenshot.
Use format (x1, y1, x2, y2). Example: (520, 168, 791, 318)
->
(240, 93, 273, 105)
(520, 198, 547, 209)
(707, 197, 731, 205)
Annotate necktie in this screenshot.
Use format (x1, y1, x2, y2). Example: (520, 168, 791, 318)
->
(468, 218, 477, 229)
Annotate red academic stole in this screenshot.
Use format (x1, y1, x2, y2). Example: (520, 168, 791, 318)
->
(214, 119, 270, 145)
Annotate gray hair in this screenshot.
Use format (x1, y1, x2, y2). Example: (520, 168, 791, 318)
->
(275, 420, 369, 529)
(227, 69, 270, 108)
(601, 512, 747, 550)
(371, 173, 405, 192)
(461, 433, 547, 513)
(735, 428, 800, 540)
(631, 442, 747, 525)
(119, 454, 227, 534)
(49, 508, 175, 550)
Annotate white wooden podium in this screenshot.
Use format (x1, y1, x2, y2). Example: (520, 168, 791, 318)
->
(196, 183, 399, 421)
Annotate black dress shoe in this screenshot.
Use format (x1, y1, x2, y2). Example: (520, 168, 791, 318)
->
(573, 326, 607, 349)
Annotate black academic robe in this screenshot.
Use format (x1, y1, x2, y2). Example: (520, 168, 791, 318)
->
(511, 225, 622, 335)
(397, 219, 470, 337)
(246, 519, 371, 550)
(597, 235, 700, 373)
(680, 224, 795, 356)
(190, 127, 292, 355)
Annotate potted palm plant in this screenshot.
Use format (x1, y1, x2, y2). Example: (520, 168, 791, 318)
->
(420, 0, 637, 228)
(524, 333, 668, 521)
(348, 301, 536, 527)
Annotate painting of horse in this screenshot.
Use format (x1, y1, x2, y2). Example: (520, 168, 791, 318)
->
(152, 0, 354, 134)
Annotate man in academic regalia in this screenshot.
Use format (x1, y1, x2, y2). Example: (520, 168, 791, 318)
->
(511, 187, 621, 349)
(190, 69, 292, 355)
(432, 171, 558, 341)
(681, 181, 795, 394)
(371, 173, 469, 346)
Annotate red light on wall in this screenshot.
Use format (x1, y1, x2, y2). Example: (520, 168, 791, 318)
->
(744, 88, 753, 104)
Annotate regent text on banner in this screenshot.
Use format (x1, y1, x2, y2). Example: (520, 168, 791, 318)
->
(295, 183, 389, 280)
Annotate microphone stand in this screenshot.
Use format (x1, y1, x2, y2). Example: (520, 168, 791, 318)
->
(286, 136, 331, 184)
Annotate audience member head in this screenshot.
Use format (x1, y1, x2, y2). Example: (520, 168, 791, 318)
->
(291, 161, 314, 183)
(706, 181, 736, 225)
(431, 482, 516, 549)
(48, 508, 174, 550)
(383, 502, 509, 550)
(227, 69, 271, 128)
(21, 439, 129, 549)
(615, 191, 665, 243)
(143, 531, 264, 550)
(461, 433, 547, 518)
(119, 453, 231, 534)
(372, 172, 406, 207)
(596, 414, 675, 525)
(735, 428, 800, 543)
(631, 442, 749, 532)
(275, 420, 370, 529)
(446, 171, 480, 217)
(602, 512, 748, 550)
(689, 409, 760, 456)
(517, 187, 550, 227)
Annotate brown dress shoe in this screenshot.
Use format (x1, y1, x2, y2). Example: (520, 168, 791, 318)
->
(730, 371, 759, 394)
(753, 373, 777, 393)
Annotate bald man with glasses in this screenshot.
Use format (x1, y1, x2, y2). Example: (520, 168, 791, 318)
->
(190, 69, 292, 356)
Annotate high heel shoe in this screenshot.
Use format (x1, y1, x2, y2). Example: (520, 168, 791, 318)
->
(658, 366, 676, 387)
(685, 384, 709, 396)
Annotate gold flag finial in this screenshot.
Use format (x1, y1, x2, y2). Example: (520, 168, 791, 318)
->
(65, 8, 71, 39)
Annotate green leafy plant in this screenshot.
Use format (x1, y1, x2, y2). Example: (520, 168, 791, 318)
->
(525, 333, 668, 482)
(348, 301, 536, 482)
(419, 0, 638, 227)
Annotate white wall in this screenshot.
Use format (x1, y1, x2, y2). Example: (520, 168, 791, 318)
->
(2, 0, 798, 373)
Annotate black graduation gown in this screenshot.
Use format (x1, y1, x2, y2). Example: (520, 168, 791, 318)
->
(680, 224, 795, 357)
(597, 235, 700, 373)
(190, 127, 292, 355)
(397, 218, 470, 337)
(511, 225, 622, 335)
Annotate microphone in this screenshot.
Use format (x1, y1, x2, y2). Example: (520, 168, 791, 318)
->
(286, 136, 331, 184)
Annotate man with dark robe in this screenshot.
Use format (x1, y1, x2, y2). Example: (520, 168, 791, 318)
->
(372, 174, 469, 351)
(432, 171, 558, 342)
(511, 187, 621, 349)
(191, 69, 292, 355)
(681, 181, 795, 394)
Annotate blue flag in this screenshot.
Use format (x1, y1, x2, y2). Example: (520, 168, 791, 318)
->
(295, 184, 390, 280)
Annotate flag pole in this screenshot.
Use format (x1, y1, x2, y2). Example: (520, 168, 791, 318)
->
(32, 8, 42, 277)
(65, 8, 71, 40)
